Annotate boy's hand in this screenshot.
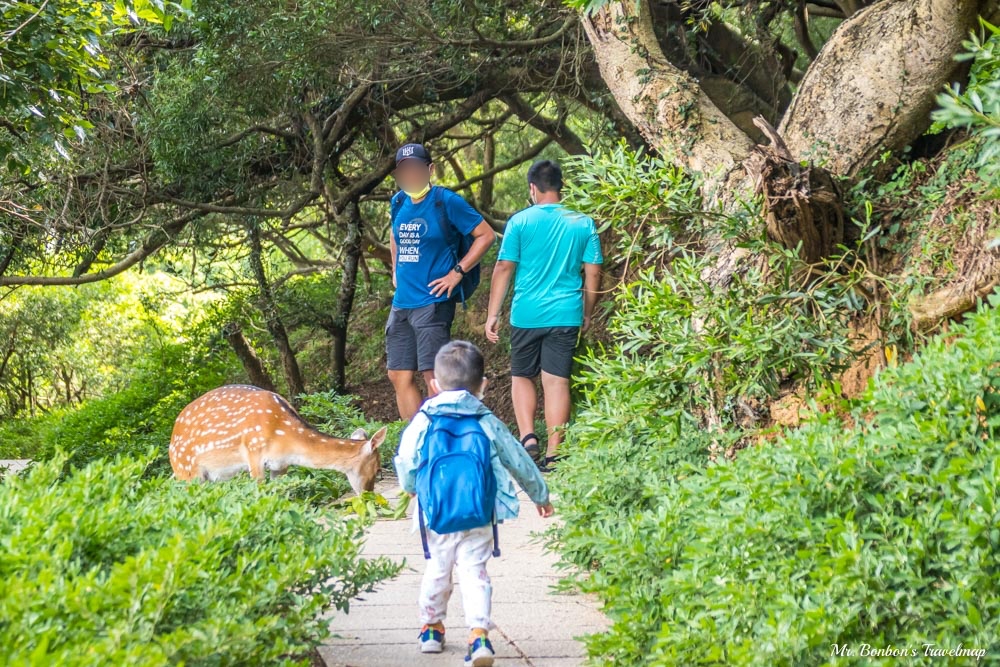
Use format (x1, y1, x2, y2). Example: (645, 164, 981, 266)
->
(536, 502, 554, 518)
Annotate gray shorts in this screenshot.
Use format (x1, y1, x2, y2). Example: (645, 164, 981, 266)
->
(510, 325, 580, 379)
(385, 301, 456, 372)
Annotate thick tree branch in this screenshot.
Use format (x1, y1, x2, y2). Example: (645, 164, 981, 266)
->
(500, 94, 588, 155)
(778, 0, 981, 177)
(0, 210, 204, 286)
(581, 0, 754, 197)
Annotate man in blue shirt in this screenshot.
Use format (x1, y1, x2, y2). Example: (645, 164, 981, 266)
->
(388, 143, 496, 421)
(485, 160, 603, 471)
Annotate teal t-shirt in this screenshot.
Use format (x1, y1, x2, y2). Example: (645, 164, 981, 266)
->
(497, 203, 603, 329)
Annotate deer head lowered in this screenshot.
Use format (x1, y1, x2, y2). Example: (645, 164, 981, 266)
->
(169, 385, 387, 494)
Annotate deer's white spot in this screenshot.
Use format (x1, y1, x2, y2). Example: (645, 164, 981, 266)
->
(275, 429, 285, 436)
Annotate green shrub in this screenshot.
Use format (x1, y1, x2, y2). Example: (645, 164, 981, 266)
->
(552, 294, 1000, 666)
(552, 143, 865, 592)
(933, 19, 1000, 188)
(0, 452, 401, 665)
(52, 342, 231, 476)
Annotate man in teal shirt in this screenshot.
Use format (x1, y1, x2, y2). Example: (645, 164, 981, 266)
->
(485, 160, 602, 471)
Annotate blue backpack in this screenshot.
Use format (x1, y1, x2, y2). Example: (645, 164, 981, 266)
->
(414, 411, 499, 559)
(390, 186, 482, 308)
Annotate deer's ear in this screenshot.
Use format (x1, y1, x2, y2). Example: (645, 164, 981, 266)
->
(367, 425, 388, 451)
(349, 427, 368, 440)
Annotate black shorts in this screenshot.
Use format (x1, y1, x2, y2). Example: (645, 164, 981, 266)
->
(510, 325, 580, 379)
(385, 301, 456, 372)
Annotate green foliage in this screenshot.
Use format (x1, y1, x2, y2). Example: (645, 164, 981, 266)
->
(0, 0, 191, 175)
(0, 329, 236, 474)
(553, 294, 1000, 666)
(552, 245, 863, 576)
(0, 274, 201, 420)
(933, 19, 1000, 188)
(337, 489, 412, 522)
(563, 141, 702, 270)
(0, 452, 400, 664)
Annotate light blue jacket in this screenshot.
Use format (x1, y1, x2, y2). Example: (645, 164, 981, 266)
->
(394, 390, 549, 526)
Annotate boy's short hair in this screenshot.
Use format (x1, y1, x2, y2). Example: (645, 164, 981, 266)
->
(434, 340, 485, 392)
(527, 159, 563, 193)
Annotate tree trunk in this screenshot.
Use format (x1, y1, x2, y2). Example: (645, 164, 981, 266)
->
(582, 0, 986, 187)
(222, 322, 277, 391)
(581, 0, 989, 298)
(778, 0, 983, 177)
(581, 0, 754, 200)
(330, 204, 363, 392)
(247, 221, 306, 402)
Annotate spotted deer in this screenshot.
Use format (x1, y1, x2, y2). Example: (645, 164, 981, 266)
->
(169, 385, 387, 494)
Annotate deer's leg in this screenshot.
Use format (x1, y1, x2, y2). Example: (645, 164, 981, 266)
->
(239, 436, 265, 480)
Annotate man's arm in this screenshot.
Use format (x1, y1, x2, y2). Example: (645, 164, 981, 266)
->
(461, 220, 496, 271)
(485, 260, 516, 343)
(428, 220, 495, 298)
(582, 263, 600, 332)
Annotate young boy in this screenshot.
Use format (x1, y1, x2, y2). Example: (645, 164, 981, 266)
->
(394, 340, 554, 666)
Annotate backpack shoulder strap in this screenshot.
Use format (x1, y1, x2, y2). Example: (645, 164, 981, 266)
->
(390, 191, 406, 225)
(429, 186, 458, 245)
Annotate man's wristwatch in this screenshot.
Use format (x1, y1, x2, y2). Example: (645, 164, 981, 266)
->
(452, 263, 466, 276)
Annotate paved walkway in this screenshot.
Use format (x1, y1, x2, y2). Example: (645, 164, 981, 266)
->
(319, 478, 607, 667)
(0, 460, 31, 476)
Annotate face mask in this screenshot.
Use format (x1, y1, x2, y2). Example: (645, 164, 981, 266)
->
(403, 183, 431, 200)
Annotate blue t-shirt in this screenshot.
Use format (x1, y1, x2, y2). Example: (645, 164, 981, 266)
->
(497, 203, 603, 329)
(392, 186, 483, 309)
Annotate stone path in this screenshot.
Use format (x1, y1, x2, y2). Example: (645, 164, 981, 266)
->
(319, 478, 607, 667)
(0, 459, 31, 476)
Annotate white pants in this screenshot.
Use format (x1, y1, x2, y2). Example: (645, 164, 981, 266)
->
(418, 524, 494, 630)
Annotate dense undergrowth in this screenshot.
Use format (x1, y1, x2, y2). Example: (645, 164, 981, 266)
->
(550, 23, 1000, 666)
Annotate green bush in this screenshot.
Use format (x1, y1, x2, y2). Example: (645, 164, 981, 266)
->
(933, 19, 1000, 188)
(0, 452, 400, 665)
(6, 340, 234, 476)
(552, 294, 1000, 666)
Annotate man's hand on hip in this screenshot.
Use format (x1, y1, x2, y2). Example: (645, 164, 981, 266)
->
(428, 270, 462, 297)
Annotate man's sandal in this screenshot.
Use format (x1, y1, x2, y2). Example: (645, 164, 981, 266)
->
(538, 454, 563, 473)
(520, 433, 541, 464)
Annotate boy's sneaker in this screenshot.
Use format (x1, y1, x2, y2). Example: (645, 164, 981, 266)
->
(465, 636, 495, 666)
(419, 624, 445, 653)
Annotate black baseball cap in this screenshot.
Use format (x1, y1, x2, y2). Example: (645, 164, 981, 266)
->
(395, 143, 431, 166)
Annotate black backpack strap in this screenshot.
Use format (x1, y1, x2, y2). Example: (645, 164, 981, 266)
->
(430, 186, 459, 253)
(416, 407, 433, 560)
(492, 511, 500, 558)
(418, 499, 431, 560)
(429, 188, 471, 307)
